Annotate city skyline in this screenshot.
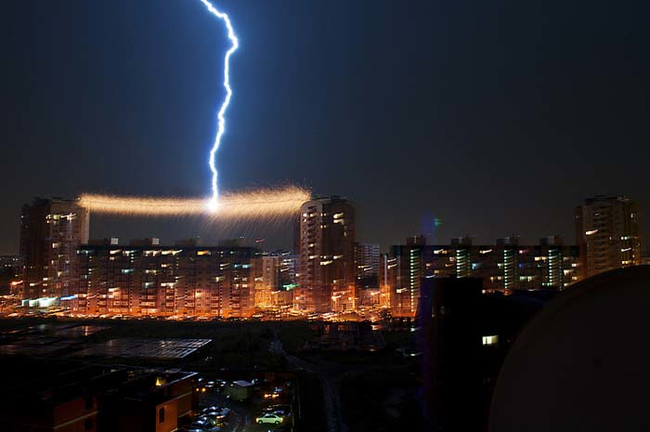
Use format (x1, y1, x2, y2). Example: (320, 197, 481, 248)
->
(15, 194, 641, 319)
(6, 193, 645, 255)
(2, 0, 649, 254)
(3, 2, 650, 432)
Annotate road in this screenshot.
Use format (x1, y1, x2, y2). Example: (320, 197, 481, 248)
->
(198, 381, 293, 432)
(198, 390, 248, 432)
(269, 334, 347, 432)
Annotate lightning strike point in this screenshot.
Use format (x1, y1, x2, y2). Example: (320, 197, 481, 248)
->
(207, 197, 219, 213)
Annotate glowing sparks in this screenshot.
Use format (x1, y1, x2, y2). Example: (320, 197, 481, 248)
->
(78, 187, 310, 219)
(196, 0, 239, 208)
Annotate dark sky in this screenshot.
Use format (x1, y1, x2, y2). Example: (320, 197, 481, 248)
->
(1, 0, 649, 254)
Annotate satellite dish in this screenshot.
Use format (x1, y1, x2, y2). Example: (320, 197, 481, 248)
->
(490, 266, 650, 432)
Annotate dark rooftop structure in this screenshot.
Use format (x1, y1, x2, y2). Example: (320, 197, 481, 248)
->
(0, 359, 197, 432)
(490, 265, 650, 432)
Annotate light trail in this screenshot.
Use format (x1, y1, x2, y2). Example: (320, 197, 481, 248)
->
(196, 0, 239, 210)
(78, 186, 310, 219)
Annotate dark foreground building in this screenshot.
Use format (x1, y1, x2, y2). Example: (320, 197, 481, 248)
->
(419, 277, 555, 432)
(490, 266, 650, 432)
(0, 361, 197, 432)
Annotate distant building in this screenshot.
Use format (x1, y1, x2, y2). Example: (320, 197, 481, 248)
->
(88, 238, 119, 247)
(295, 197, 356, 313)
(129, 238, 160, 247)
(0, 256, 21, 295)
(252, 252, 299, 310)
(174, 238, 202, 247)
(19, 198, 90, 299)
(0, 255, 22, 267)
(355, 243, 380, 290)
(76, 244, 260, 318)
(255, 255, 280, 309)
(384, 236, 581, 317)
(277, 252, 299, 308)
(379, 253, 398, 309)
(575, 195, 642, 278)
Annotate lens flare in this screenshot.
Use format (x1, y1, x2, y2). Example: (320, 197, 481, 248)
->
(196, 0, 239, 207)
(78, 187, 310, 219)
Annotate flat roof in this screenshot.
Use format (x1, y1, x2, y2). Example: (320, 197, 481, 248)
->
(73, 337, 212, 359)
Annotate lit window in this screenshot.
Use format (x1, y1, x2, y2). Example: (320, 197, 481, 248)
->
(482, 335, 498, 346)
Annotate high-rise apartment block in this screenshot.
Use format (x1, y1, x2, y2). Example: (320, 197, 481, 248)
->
(19, 198, 89, 299)
(75, 244, 260, 318)
(254, 252, 299, 310)
(382, 236, 581, 317)
(576, 195, 642, 277)
(296, 197, 356, 313)
(355, 243, 380, 289)
(15, 194, 643, 319)
(256, 255, 281, 309)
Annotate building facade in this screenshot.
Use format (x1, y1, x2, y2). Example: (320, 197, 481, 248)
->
(576, 195, 642, 278)
(0, 365, 197, 432)
(254, 252, 298, 310)
(75, 244, 261, 318)
(382, 236, 581, 317)
(295, 197, 356, 313)
(20, 198, 90, 299)
(355, 243, 380, 289)
(419, 277, 552, 431)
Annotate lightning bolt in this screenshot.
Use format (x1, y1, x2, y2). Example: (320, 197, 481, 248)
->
(196, 0, 239, 211)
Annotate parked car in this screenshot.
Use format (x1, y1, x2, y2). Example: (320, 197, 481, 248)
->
(264, 386, 284, 399)
(189, 416, 220, 431)
(255, 412, 285, 425)
(263, 404, 291, 415)
(196, 378, 218, 394)
(202, 406, 230, 421)
(202, 405, 219, 413)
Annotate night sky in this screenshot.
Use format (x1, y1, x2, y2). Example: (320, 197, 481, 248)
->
(1, 0, 649, 254)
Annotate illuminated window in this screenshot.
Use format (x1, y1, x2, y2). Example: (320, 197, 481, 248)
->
(482, 335, 499, 346)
